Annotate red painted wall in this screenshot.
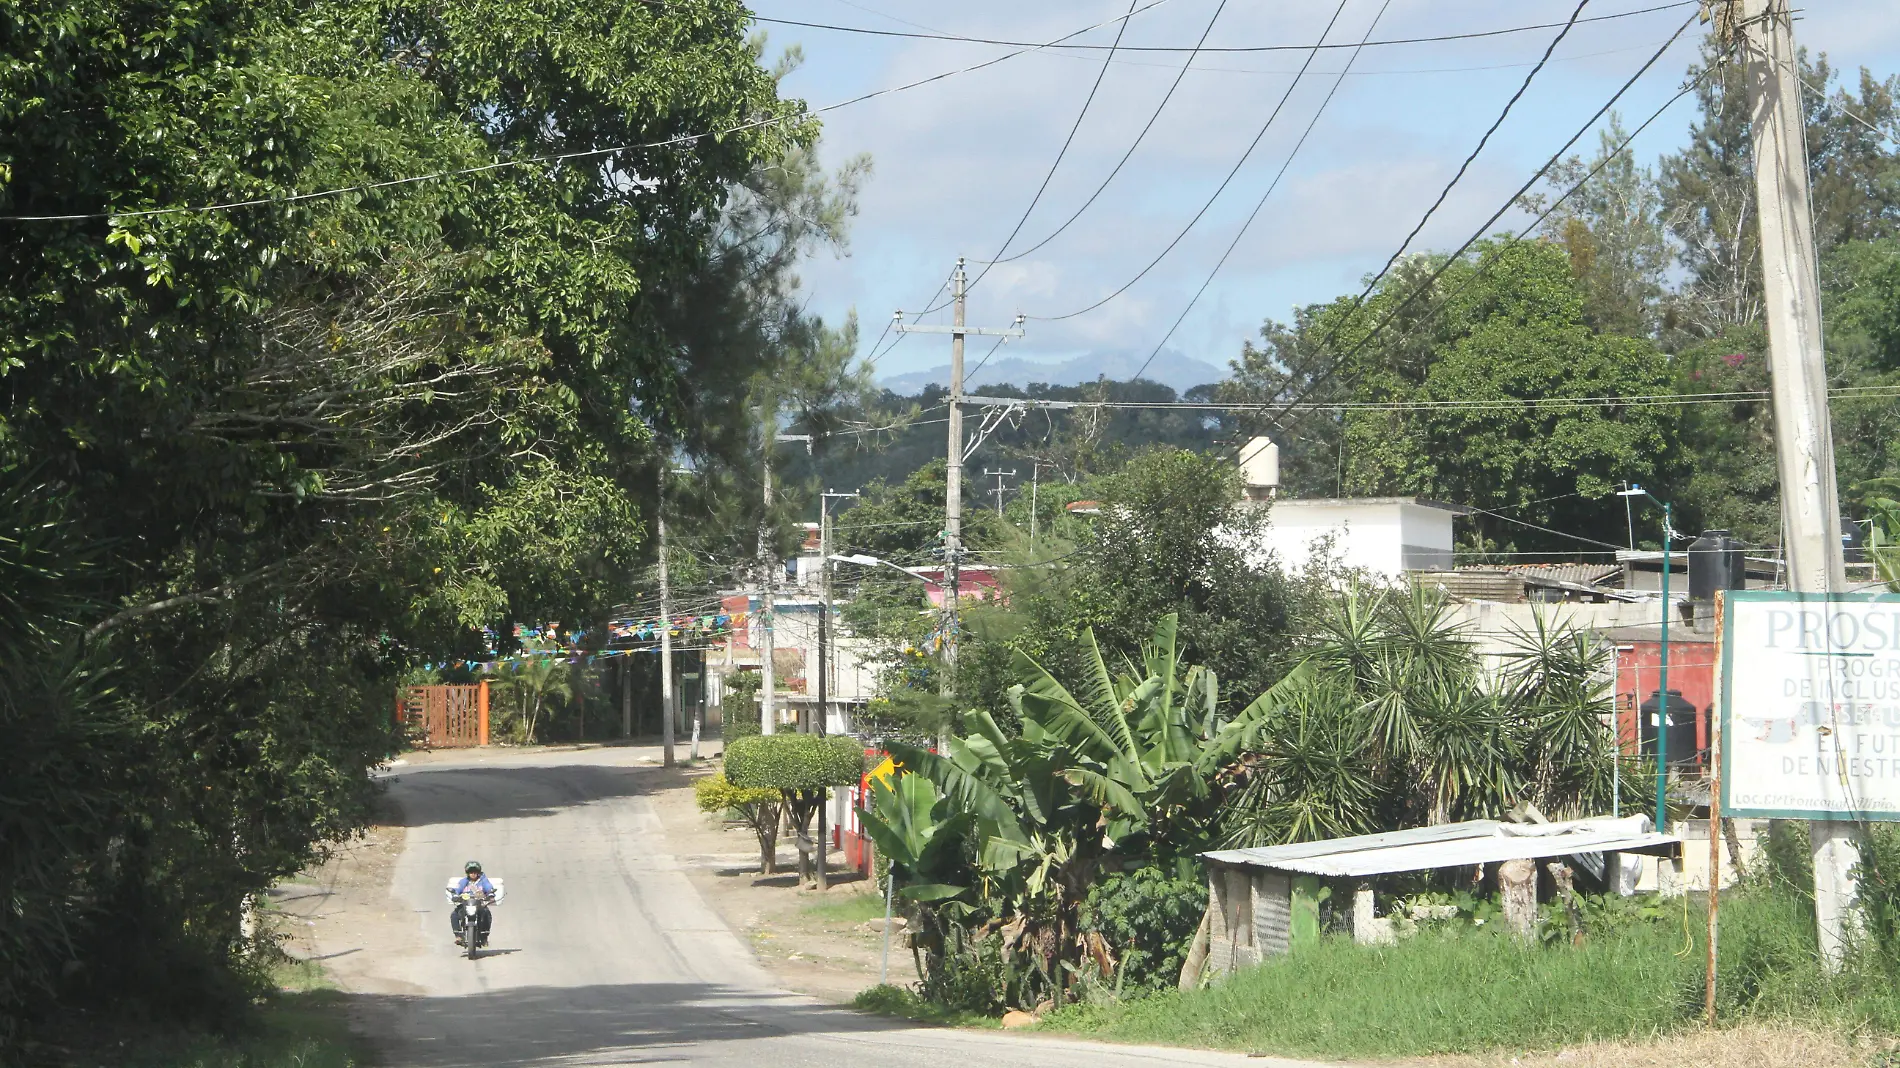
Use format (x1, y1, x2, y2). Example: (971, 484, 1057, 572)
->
(1612, 641, 1716, 764)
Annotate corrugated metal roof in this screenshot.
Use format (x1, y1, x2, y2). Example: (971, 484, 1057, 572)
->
(1204, 816, 1679, 878)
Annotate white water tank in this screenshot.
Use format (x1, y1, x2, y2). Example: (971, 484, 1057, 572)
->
(1239, 436, 1280, 492)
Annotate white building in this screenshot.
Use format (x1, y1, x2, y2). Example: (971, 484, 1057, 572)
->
(1255, 496, 1468, 578)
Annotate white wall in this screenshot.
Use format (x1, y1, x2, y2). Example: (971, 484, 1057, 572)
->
(1258, 499, 1458, 579)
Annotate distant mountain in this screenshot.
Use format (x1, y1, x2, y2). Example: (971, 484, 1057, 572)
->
(879, 351, 1225, 396)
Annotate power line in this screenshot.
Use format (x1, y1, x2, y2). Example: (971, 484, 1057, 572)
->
(1, 0, 1178, 224)
(1350, 0, 1594, 329)
(961, 0, 1143, 296)
(1032, 0, 1357, 323)
(978, 0, 1232, 269)
(1255, 12, 1703, 426)
(957, 384, 1900, 413)
(1127, 0, 1395, 383)
(725, 1, 1695, 54)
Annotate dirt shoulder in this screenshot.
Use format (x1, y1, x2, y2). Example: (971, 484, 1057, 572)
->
(646, 761, 896, 1005)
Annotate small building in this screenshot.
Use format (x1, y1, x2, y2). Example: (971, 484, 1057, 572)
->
(1256, 496, 1470, 577)
(1197, 817, 1679, 974)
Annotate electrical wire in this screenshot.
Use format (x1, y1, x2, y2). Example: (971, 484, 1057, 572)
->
(0, 0, 1178, 224)
(954, 384, 1900, 413)
(976, 0, 1232, 271)
(1255, 12, 1703, 426)
(960, 0, 1143, 296)
(1127, 0, 1394, 383)
(727, 1, 1695, 54)
(964, 334, 1011, 382)
(1033, 0, 1357, 323)
(1350, 0, 1594, 330)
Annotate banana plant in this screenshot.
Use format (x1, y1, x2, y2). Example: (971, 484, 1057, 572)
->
(856, 771, 971, 902)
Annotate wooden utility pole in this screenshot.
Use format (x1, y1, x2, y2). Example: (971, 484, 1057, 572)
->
(894, 261, 1022, 726)
(1737, 0, 1861, 967)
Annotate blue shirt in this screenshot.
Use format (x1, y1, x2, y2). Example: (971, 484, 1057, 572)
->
(454, 874, 496, 897)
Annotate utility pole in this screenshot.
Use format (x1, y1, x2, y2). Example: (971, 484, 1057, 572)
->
(657, 468, 675, 768)
(758, 442, 777, 738)
(984, 468, 1017, 514)
(1737, 0, 1860, 967)
(1030, 461, 1041, 552)
(895, 260, 1023, 719)
(758, 421, 813, 737)
(818, 490, 860, 740)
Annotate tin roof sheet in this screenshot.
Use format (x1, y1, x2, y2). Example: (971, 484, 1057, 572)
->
(1203, 816, 1679, 878)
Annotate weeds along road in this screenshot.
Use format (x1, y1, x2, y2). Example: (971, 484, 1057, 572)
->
(290, 746, 1333, 1068)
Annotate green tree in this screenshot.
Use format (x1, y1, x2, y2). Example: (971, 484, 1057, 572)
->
(0, 0, 849, 1033)
(1524, 114, 1669, 337)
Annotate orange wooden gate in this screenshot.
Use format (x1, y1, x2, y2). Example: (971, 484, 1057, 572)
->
(402, 683, 489, 747)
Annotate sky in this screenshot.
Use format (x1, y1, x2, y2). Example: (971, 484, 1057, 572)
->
(755, 0, 1900, 389)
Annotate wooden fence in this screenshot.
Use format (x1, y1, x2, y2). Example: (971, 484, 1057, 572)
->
(400, 682, 489, 748)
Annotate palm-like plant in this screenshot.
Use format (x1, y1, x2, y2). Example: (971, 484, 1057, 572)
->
(1498, 612, 1618, 816)
(492, 642, 573, 743)
(1217, 669, 1381, 846)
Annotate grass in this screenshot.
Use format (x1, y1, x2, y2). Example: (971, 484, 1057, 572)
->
(1040, 885, 1900, 1061)
(852, 984, 1002, 1029)
(802, 891, 890, 926)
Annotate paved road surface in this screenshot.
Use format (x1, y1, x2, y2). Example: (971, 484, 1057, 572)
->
(291, 747, 1332, 1068)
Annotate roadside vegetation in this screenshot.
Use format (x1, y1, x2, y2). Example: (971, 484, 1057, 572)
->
(1, 0, 870, 1055)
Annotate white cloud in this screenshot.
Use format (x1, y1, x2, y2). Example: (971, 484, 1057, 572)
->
(771, 0, 1900, 379)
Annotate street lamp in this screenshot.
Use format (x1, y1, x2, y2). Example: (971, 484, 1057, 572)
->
(829, 553, 933, 583)
(1618, 484, 1675, 832)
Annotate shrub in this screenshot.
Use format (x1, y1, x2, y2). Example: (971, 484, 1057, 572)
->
(721, 671, 762, 740)
(725, 734, 865, 790)
(693, 774, 782, 875)
(1080, 866, 1208, 996)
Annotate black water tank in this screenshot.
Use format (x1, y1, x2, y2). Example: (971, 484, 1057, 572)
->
(1687, 529, 1744, 603)
(1639, 689, 1699, 767)
(1843, 515, 1868, 564)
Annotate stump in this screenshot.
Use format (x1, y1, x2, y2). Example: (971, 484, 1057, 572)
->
(1499, 858, 1537, 940)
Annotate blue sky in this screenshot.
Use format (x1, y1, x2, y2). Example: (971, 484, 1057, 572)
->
(761, 1, 1900, 387)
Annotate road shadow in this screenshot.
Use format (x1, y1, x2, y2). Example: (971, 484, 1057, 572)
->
(344, 981, 910, 1067)
(382, 763, 700, 826)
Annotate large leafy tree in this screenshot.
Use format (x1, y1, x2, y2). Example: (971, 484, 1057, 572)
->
(1225, 241, 1678, 550)
(0, 0, 846, 1030)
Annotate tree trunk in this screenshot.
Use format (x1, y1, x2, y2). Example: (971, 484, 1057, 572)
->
(1499, 859, 1537, 940)
(1178, 907, 1212, 990)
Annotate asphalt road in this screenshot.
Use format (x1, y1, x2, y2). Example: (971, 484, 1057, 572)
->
(295, 746, 1331, 1068)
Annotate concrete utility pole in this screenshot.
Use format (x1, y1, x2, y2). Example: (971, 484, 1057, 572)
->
(984, 468, 1017, 514)
(758, 443, 778, 737)
(1738, 0, 1861, 967)
(817, 490, 860, 740)
(658, 483, 675, 768)
(758, 423, 813, 737)
(895, 261, 1023, 715)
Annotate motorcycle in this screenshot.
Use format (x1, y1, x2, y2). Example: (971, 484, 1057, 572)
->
(444, 878, 505, 959)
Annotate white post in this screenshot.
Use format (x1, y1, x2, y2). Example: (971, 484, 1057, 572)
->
(760, 429, 778, 737)
(1740, 0, 1859, 968)
(659, 503, 675, 768)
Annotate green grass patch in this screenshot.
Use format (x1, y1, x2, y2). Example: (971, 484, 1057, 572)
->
(1046, 924, 1697, 1058)
(1042, 886, 1900, 1060)
(802, 892, 890, 925)
(853, 984, 1001, 1029)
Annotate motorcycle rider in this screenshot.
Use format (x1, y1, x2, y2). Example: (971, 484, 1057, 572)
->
(449, 860, 496, 947)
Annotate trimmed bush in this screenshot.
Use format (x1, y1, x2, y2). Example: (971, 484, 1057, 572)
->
(725, 733, 865, 790)
(694, 773, 784, 875)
